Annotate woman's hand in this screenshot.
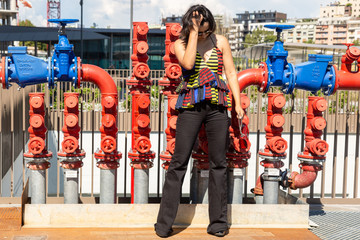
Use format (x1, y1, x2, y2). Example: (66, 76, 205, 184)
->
(191, 11, 203, 32)
(235, 104, 245, 120)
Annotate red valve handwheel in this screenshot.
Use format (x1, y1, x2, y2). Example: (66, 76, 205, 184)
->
(134, 63, 150, 79)
(101, 136, 117, 153)
(28, 137, 45, 155)
(165, 64, 182, 79)
(135, 136, 151, 154)
(62, 136, 79, 154)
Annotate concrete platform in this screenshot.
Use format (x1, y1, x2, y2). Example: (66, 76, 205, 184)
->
(23, 203, 309, 229)
(0, 227, 320, 240)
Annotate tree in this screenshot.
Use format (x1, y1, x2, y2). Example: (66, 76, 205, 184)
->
(19, 19, 35, 27)
(353, 40, 360, 46)
(244, 28, 276, 48)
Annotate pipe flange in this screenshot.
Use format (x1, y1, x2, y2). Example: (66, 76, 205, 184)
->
(282, 63, 295, 94)
(323, 65, 337, 95)
(1, 57, 7, 89)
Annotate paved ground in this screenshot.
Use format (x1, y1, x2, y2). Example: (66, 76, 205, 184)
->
(0, 228, 319, 240)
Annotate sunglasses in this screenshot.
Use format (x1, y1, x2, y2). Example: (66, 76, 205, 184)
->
(198, 29, 212, 36)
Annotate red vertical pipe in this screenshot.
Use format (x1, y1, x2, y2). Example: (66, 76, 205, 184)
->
(58, 92, 85, 169)
(259, 93, 287, 158)
(24, 92, 52, 169)
(291, 96, 328, 190)
(127, 22, 155, 203)
(159, 23, 182, 170)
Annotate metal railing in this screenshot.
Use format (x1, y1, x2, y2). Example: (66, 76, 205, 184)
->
(0, 68, 359, 204)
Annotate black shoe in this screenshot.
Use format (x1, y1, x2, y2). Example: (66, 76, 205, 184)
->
(211, 229, 229, 237)
(155, 229, 173, 238)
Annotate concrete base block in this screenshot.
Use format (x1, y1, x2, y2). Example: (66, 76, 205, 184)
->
(24, 203, 309, 228)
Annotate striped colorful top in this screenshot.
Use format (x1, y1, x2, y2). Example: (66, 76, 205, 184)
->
(175, 45, 231, 110)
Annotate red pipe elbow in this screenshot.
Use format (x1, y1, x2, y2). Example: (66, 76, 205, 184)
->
(81, 64, 118, 94)
(290, 164, 322, 190)
(290, 170, 318, 190)
(237, 64, 268, 92)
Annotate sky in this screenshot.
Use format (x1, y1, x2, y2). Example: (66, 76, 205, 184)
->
(19, 0, 332, 28)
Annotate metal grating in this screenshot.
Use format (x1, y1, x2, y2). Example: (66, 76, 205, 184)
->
(0, 207, 22, 230)
(309, 211, 360, 240)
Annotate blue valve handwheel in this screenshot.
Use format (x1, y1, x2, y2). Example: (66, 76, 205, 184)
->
(48, 19, 79, 26)
(265, 24, 295, 32)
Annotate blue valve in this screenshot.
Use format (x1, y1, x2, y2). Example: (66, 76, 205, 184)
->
(2, 18, 80, 89)
(264, 25, 295, 93)
(49, 18, 79, 88)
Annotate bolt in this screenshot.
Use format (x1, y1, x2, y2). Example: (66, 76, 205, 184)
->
(17, 87, 21, 91)
(72, 77, 75, 80)
(270, 82, 273, 85)
(47, 77, 49, 81)
(8, 58, 11, 62)
(328, 84, 332, 88)
(270, 72, 274, 76)
(285, 82, 289, 86)
(54, 77, 58, 80)
(47, 66, 49, 70)
(324, 91, 329, 95)
(286, 72, 291, 77)
(8, 77, 11, 81)
(54, 59, 57, 62)
(329, 74, 333, 78)
(259, 87, 264, 92)
(73, 67, 75, 71)
(282, 89, 287, 93)
(8, 67, 11, 70)
(72, 59, 75, 62)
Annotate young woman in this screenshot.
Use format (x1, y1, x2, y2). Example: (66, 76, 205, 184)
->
(155, 4, 243, 238)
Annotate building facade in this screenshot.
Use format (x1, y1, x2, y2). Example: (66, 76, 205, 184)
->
(283, 19, 317, 44)
(231, 10, 286, 51)
(0, 0, 18, 25)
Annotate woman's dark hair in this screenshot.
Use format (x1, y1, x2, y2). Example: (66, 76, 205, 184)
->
(180, 4, 216, 43)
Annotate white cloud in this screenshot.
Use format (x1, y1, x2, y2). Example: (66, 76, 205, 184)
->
(18, 0, 332, 28)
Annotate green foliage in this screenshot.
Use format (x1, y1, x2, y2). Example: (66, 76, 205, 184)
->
(353, 40, 360, 46)
(19, 19, 35, 27)
(244, 28, 277, 48)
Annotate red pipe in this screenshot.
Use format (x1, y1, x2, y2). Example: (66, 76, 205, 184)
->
(237, 63, 268, 92)
(81, 64, 118, 94)
(290, 164, 322, 190)
(253, 174, 264, 195)
(81, 63, 121, 169)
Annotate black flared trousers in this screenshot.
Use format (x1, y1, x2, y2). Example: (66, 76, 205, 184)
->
(155, 102, 230, 235)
